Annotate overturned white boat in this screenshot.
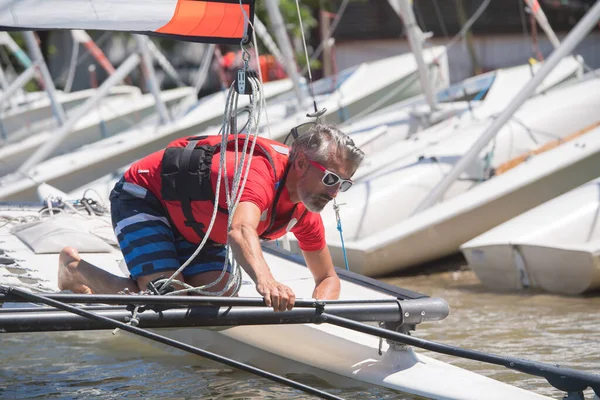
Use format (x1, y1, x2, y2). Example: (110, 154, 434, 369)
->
(461, 177, 600, 295)
(0, 198, 582, 400)
(0, 85, 141, 141)
(0, 49, 447, 201)
(304, 76, 600, 277)
(0, 77, 293, 201)
(341, 57, 582, 157)
(0, 86, 193, 176)
(257, 47, 450, 142)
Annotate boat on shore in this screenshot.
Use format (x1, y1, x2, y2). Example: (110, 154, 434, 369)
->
(461, 177, 600, 295)
(302, 74, 600, 277)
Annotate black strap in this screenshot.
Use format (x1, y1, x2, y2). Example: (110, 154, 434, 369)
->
(174, 136, 296, 241)
(178, 140, 207, 240)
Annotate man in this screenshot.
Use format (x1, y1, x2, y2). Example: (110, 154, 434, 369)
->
(58, 124, 365, 311)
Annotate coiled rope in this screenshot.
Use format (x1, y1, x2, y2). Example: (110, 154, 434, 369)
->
(154, 3, 265, 298)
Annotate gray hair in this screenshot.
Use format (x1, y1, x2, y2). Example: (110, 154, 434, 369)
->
(289, 124, 365, 169)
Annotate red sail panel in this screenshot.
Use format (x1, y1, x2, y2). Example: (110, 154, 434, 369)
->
(157, 0, 252, 43)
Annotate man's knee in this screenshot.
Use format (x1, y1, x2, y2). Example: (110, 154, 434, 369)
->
(186, 271, 236, 296)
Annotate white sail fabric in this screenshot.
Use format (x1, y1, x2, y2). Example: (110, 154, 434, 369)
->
(0, 1, 176, 31)
(0, 0, 254, 43)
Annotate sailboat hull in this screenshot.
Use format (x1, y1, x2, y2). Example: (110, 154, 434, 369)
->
(318, 77, 600, 276)
(461, 178, 600, 295)
(0, 204, 550, 399)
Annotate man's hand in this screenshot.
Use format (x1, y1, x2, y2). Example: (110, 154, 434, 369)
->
(228, 202, 297, 311)
(256, 277, 296, 312)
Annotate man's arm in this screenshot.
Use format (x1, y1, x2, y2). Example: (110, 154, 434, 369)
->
(302, 246, 340, 300)
(228, 201, 296, 311)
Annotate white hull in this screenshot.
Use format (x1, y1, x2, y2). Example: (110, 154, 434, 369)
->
(0, 203, 550, 399)
(461, 178, 600, 295)
(0, 86, 193, 176)
(0, 85, 141, 141)
(259, 48, 450, 142)
(342, 57, 582, 157)
(0, 78, 294, 201)
(0, 52, 445, 202)
(306, 76, 600, 276)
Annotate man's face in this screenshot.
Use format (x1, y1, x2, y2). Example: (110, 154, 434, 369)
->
(296, 152, 355, 213)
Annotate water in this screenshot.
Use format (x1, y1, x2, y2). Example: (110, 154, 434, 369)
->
(1, 268, 599, 400)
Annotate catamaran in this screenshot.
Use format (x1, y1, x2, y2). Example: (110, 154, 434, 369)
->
(0, 1, 599, 399)
(1, 189, 599, 400)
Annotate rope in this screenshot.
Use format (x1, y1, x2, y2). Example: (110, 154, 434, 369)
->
(55, 32, 112, 87)
(428, 0, 491, 67)
(294, 0, 321, 117)
(332, 200, 350, 271)
(300, 0, 350, 76)
(251, 25, 273, 138)
(156, 3, 265, 297)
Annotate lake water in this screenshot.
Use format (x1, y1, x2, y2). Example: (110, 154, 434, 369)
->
(1, 266, 599, 400)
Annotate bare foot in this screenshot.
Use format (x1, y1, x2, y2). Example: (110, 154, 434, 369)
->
(58, 246, 92, 294)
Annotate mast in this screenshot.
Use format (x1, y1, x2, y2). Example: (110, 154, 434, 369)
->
(413, 0, 600, 214)
(524, 0, 561, 49)
(134, 35, 171, 124)
(17, 53, 142, 175)
(23, 32, 67, 126)
(254, 16, 287, 74)
(387, 0, 438, 112)
(263, 0, 305, 108)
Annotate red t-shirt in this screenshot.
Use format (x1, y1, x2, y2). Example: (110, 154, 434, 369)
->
(124, 138, 326, 252)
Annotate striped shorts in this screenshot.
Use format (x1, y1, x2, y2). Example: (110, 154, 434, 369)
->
(109, 178, 231, 280)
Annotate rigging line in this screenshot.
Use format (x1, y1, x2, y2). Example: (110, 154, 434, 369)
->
(412, 0, 428, 36)
(300, 0, 350, 77)
(529, 8, 544, 61)
(441, 0, 492, 57)
(161, 87, 240, 295)
(250, 19, 273, 138)
(518, 0, 531, 53)
(162, 80, 264, 296)
(160, 0, 260, 293)
(432, 0, 450, 39)
(295, 0, 319, 114)
(5, 287, 344, 400)
(139, 6, 264, 297)
(55, 32, 112, 84)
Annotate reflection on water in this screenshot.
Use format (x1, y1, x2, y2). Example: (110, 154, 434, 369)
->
(0, 327, 407, 399)
(383, 268, 600, 400)
(1, 268, 598, 399)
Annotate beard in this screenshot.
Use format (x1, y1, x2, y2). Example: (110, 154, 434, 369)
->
(299, 189, 331, 212)
(297, 170, 332, 212)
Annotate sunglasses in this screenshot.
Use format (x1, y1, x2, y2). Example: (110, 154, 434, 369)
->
(309, 160, 353, 192)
